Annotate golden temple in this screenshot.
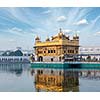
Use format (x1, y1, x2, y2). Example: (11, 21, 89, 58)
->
(34, 28, 79, 62)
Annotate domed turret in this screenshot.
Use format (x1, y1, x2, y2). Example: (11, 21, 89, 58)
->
(65, 34, 69, 39)
(73, 33, 79, 40)
(58, 28, 64, 38)
(35, 36, 40, 40)
(46, 37, 50, 41)
(35, 35, 41, 42)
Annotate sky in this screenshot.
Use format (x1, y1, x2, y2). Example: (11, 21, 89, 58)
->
(0, 7, 100, 50)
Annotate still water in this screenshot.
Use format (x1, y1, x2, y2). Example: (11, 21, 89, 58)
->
(1, 63, 100, 92)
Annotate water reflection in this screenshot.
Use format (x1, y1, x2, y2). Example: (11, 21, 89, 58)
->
(0, 63, 34, 92)
(31, 68, 79, 92)
(0, 63, 30, 76)
(31, 67, 100, 92)
(79, 70, 100, 80)
(1, 63, 100, 91)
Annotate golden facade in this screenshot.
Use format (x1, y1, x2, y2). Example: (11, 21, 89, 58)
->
(34, 29, 79, 62)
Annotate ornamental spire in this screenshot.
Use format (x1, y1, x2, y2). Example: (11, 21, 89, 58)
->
(59, 28, 62, 33)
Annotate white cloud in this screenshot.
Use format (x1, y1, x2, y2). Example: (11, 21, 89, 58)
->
(42, 10, 51, 14)
(56, 16, 67, 22)
(31, 28, 47, 34)
(63, 29, 72, 34)
(8, 27, 24, 36)
(74, 30, 80, 34)
(63, 29, 80, 34)
(9, 39, 16, 42)
(11, 27, 22, 32)
(76, 31, 80, 34)
(5, 8, 38, 28)
(92, 16, 100, 24)
(7, 27, 31, 37)
(96, 31, 100, 34)
(94, 31, 100, 36)
(73, 19, 88, 25)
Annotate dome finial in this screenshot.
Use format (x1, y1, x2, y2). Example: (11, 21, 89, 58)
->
(59, 28, 62, 33)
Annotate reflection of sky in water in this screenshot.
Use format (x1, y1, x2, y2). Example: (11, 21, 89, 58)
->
(79, 79, 100, 92)
(1, 64, 100, 92)
(0, 64, 34, 92)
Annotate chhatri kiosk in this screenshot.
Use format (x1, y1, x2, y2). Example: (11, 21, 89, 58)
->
(34, 29, 79, 62)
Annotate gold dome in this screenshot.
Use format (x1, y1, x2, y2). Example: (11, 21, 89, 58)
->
(35, 36, 40, 40)
(74, 33, 79, 37)
(46, 37, 50, 41)
(73, 33, 79, 40)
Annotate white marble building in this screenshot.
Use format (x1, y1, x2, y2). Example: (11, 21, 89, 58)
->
(79, 46, 100, 54)
(79, 46, 100, 60)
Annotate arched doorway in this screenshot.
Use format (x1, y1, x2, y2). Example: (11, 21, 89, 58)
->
(51, 58, 53, 62)
(59, 57, 61, 62)
(38, 56, 43, 62)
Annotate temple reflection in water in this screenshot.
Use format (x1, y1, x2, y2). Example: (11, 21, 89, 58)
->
(1, 63, 100, 91)
(31, 68, 79, 92)
(31, 66, 100, 92)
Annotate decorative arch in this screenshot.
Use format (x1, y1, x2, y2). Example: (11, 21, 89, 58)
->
(38, 56, 43, 62)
